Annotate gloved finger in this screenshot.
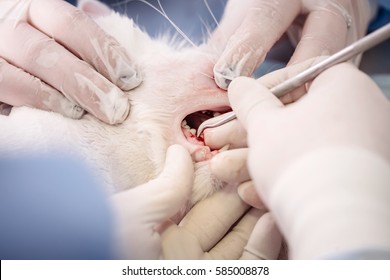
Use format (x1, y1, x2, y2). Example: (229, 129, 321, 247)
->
(159, 220, 205, 260)
(29, 0, 141, 91)
(209, 208, 267, 259)
(180, 183, 250, 252)
(288, 1, 353, 65)
(209, 148, 250, 184)
(111, 145, 193, 259)
(228, 77, 284, 131)
(0, 58, 84, 119)
(203, 119, 247, 150)
(283, 0, 372, 103)
(237, 181, 267, 210)
(134, 144, 194, 221)
(257, 56, 327, 104)
(0, 21, 129, 125)
(213, 0, 301, 89)
(240, 212, 282, 260)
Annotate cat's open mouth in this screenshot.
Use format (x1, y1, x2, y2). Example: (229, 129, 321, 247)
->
(179, 108, 230, 162)
(182, 110, 221, 140)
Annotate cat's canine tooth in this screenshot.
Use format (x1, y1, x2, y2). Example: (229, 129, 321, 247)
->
(218, 144, 230, 152)
(190, 128, 196, 135)
(213, 112, 221, 117)
(181, 120, 187, 127)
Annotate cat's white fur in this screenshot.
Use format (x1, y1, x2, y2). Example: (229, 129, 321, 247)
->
(0, 3, 231, 206)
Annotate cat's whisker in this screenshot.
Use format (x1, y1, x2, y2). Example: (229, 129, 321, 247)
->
(148, 0, 198, 48)
(197, 16, 225, 56)
(156, 0, 167, 19)
(199, 72, 214, 80)
(111, 0, 131, 7)
(112, 0, 197, 48)
(203, 0, 219, 28)
(109, 1, 220, 74)
(199, 17, 215, 44)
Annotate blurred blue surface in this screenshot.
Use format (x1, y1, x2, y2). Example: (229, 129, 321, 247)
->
(0, 155, 114, 259)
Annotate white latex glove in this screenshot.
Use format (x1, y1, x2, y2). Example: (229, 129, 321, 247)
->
(0, 0, 141, 124)
(160, 183, 281, 260)
(111, 144, 278, 259)
(205, 59, 326, 209)
(208, 148, 283, 259)
(206, 58, 331, 213)
(110, 145, 193, 259)
(226, 63, 390, 259)
(211, 0, 373, 95)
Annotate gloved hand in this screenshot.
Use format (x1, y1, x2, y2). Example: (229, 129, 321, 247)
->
(211, 0, 373, 100)
(208, 148, 283, 259)
(0, 0, 141, 124)
(110, 144, 193, 259)
(205, 60, 316, 209)
(205, 58, 330, 213)
(111, 144, 281, 259)
(160, 183, 282, 260)
(217, 63, 390, 259)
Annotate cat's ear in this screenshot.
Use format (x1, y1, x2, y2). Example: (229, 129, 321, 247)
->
(78, 0, 112, 18)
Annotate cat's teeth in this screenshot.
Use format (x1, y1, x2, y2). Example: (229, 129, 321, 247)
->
(181, 120, 192, 131)
(219, 144, 230, 152)
(213, 112, 221, 117)
(201, 110, 207, 114)
(190, 128, 196, 135)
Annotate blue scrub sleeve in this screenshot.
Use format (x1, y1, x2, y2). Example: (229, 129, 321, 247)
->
(0, 155, 115, 259)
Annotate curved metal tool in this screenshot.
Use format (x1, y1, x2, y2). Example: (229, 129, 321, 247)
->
(196, 23, 390, 137)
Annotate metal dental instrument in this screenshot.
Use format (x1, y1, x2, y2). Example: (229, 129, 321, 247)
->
(196, 23, 390, 137)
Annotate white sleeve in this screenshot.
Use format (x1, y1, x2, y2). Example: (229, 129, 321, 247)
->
(268, 147, 390, 259)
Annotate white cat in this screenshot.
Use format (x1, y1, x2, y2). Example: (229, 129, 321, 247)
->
(0, 0, 234, 207)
